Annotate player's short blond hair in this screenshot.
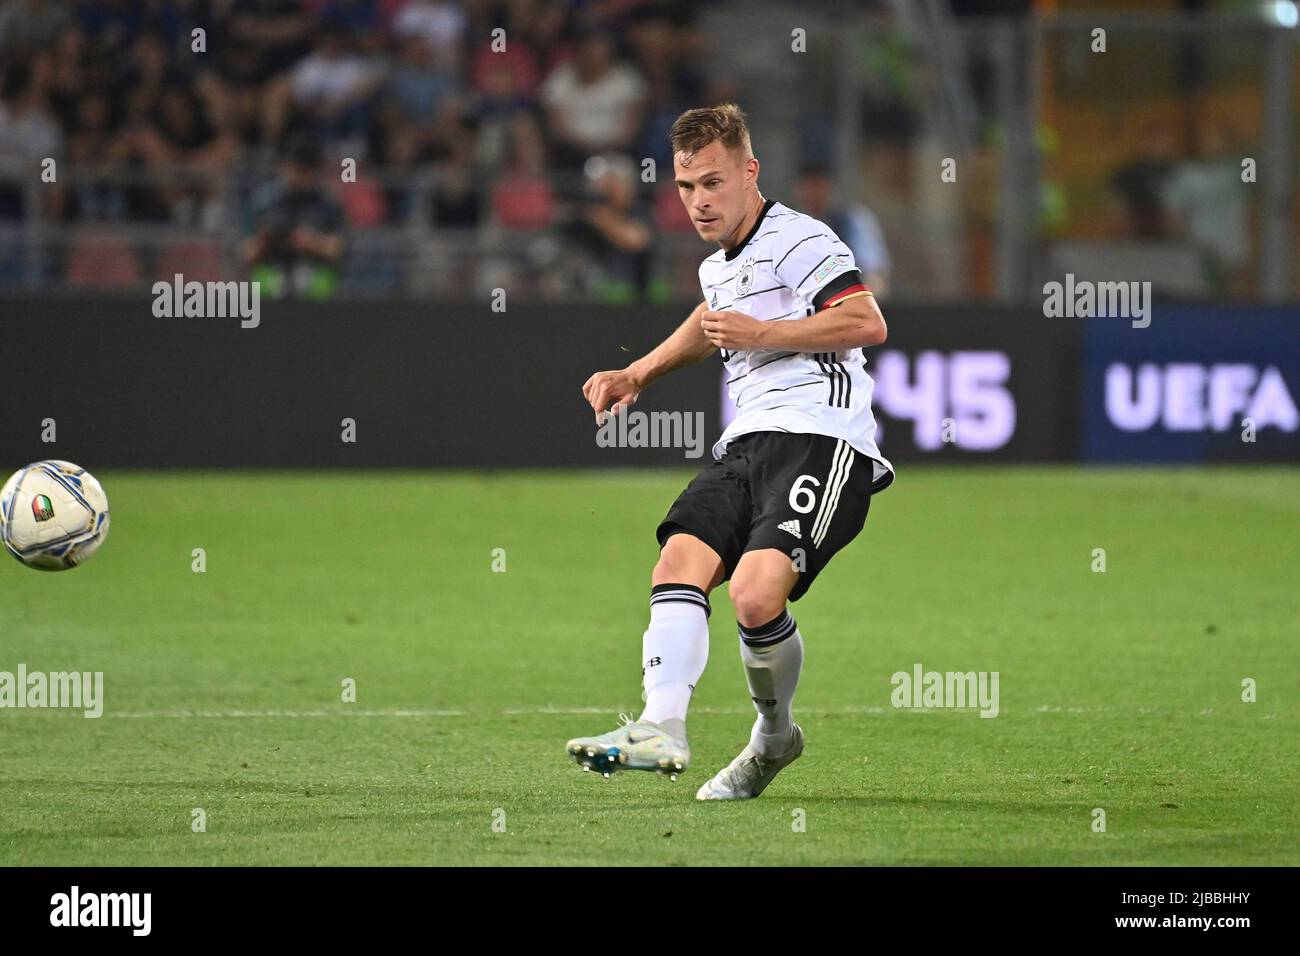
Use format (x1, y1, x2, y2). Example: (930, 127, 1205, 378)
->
(669, 104, 753, 164)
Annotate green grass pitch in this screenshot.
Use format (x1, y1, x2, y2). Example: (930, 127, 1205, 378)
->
(1, 467, 1296, 866)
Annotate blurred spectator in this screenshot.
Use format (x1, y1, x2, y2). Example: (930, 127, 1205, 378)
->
(491, 113, 555, 229)
(559, 153, 653, 301)
(795, 164, 892, 297)
(430, 114, 482, 227)
(389, 34, 458, 126)
(380, 34, 460, 168)
(121, 28, 171, 103)
(63, 90, 124, 221)
(540, 29, 646, 171)
(114, 82, 236, 171)
(0, 61, 63, 220)
(625, 4, 704, 170)
(470, 26, 539, 171)
(243, 135, 346, 298)
(524, 0, 575, 79)
(44, 24, 89, 129)
(274, 25, 382, 153)
(75, 0, 178, 57)
(219, 0, 313, 89)
(472, 38, 538, 112)
(106, 79, 237, 224)
(65, 89, 114, 168)
(1162, 122, 1251, 292)
(212, 0, 313, 146)
(1110, 124, 1179, 240)
(392, 0, 466, 71)
(0, 0, 73, 54)
(316, 0, 389, 56)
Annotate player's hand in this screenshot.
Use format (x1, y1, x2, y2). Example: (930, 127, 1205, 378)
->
(701, 309, 765, 350)
(582, 368, 641, 425)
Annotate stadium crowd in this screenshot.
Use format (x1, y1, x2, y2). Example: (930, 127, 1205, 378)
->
(0, 0, 739, 298)
(1, 1, 1264, 300)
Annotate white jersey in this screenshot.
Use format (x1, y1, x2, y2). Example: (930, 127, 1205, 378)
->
(699, 200, 894, 488)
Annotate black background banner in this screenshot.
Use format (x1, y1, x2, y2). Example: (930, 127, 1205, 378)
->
(0, 865, 1285, 939)
(0, 297, 1081, 468)
(866, 304, 1082, 462)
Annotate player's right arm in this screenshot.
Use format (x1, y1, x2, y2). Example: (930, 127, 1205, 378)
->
(582, 301, 714, 424)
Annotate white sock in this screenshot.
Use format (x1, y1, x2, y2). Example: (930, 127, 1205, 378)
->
(638, 584, 711, 736)
(738, 610, 803, 757)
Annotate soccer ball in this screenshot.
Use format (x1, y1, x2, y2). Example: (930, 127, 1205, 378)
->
(0, 460, 111, 571)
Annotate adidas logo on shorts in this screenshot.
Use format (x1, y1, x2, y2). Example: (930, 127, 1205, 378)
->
(778, 519, 801, 540)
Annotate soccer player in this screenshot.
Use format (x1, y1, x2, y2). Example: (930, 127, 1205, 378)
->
(568, 104, 894, 799)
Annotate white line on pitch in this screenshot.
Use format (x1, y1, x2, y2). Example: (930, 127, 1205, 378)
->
(108, 708, 470, 718)
(0, 704, 1133, 719)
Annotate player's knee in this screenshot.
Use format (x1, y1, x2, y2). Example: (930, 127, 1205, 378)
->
(651, 551, 683, 586)
(652, 535, 721, 591)
(728, 576, 787, 630)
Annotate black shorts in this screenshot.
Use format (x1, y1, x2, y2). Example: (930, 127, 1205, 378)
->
(656, 431, 892, 602)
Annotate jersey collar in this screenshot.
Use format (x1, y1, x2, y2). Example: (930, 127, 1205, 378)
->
(724, 198, 776, 261)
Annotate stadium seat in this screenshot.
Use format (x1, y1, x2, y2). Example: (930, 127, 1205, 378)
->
(332, 176, 387, 228)
(654, 186, 694, 233)
(340, 230, 405, 294)
(0, 226, 25, 284)
(156, 238, 225, 284)
(491, 173, 555, 230)
(65, 232, 142, 288)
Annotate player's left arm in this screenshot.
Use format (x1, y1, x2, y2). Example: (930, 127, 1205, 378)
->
(699, 277, 886, 352)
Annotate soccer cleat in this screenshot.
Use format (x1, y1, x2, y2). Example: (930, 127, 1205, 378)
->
(695, 724, 804, 800)
(565, 713, 691, 780)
